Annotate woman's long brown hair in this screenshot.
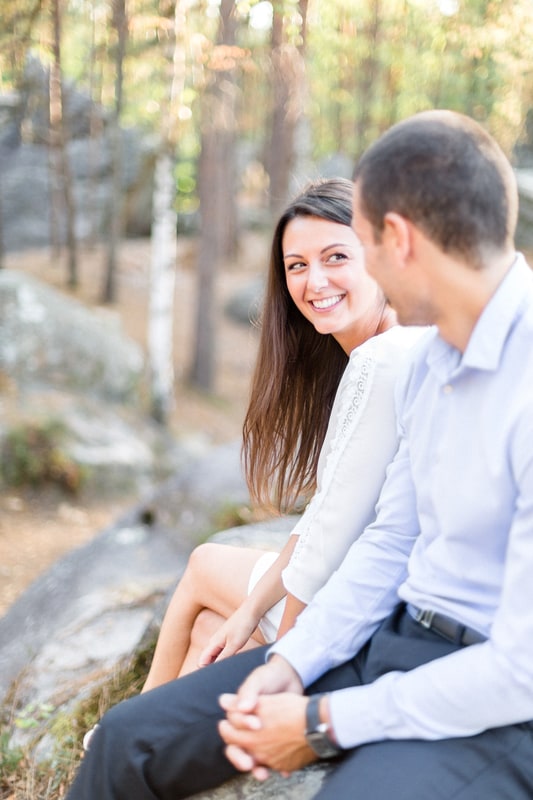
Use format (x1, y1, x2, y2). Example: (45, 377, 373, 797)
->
(242, 178, 354, 513)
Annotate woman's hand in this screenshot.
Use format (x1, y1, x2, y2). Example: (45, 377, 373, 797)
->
(198, 605, 260, 667)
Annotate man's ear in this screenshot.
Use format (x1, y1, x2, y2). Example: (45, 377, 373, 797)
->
(382, 212, 411, 264)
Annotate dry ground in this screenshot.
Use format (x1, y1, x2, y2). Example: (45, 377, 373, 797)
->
(0, 233, 268, 615)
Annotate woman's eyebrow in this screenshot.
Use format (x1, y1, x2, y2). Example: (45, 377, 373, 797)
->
(283, 242, 352, 260)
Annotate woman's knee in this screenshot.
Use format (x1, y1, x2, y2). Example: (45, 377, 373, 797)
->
(185, 542, 222, 586)
(190, 607, 223, 649)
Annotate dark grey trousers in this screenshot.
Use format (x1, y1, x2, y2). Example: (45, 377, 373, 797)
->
(66, 606, 533, 800)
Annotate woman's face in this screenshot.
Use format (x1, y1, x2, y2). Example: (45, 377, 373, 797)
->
(282, 214, 385, 354)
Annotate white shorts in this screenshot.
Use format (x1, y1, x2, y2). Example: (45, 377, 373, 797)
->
(248, 551, 286, 644)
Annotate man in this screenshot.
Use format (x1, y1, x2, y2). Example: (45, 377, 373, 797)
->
(67, 111, 533, 799)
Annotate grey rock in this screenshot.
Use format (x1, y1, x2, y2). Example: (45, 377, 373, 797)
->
(0, 433, 335, 798)
(0, 518, 187, 706)
(0, 56, 156, 251)
(0, 384, 188, 496)
(0, 270, 179, 495)
(210, 516, 299, 551)
(0, 269, 144, 402)
(17, 55, 106, 144)
(191, 763, 333, 799)
(0, 439, 251, 704)
(0, 144, 52, 251)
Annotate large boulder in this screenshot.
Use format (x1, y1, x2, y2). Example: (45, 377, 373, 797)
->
(0, 434, 337, 797)
(0, 442, 279, 746)
(0, 269, 143, 402)
(0, 269, 188, 496)
(0, 57, 156, 251)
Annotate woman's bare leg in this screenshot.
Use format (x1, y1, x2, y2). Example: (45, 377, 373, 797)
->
(141, 543, 265, 692)
(178, 607, 263, 676)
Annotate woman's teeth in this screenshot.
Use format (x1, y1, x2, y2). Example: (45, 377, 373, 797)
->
(311, 294, 343, 310)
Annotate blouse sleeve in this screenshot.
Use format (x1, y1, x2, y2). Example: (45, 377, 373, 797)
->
(282, 327, 423, 604)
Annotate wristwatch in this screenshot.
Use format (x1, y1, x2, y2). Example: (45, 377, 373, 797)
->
(304, 694, 342, 759)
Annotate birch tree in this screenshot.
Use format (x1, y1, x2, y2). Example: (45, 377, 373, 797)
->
(147, 0, 187, 424)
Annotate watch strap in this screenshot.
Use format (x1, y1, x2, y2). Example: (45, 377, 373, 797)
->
(305, 693, 323, 733)
(305, 694, 342, 759)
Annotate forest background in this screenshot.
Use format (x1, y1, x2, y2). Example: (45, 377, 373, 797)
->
(2, 0, 533, 415)
(1, 0, 532, 609)
(0, 1, 533, 796)
(1, 0, 533, 623)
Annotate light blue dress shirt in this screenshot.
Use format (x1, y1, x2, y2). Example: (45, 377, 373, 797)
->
(271, 254, 533, 749)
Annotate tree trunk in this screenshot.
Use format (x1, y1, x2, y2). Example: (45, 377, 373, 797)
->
(85, 1, 104, 249)
(264, 0, 308, 220)
(148, 149, 177, 424)
(354, 0, 382, 157)
(101, 0, 127, 303)
(0, 170, 4, 269)
(50, 0, 78, 287)
(146, 0, 188, 424)
(191, 130, 218, 391)
(190, 0, 238, 391)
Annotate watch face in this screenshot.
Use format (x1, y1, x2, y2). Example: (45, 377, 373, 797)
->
(305, 729, 341, 759)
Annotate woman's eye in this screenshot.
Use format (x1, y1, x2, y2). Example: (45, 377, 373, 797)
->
(286, 261, 305, 272)
(328, 252, 347, 263)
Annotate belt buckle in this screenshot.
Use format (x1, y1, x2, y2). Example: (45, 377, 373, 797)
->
(415, 608, 435, 629)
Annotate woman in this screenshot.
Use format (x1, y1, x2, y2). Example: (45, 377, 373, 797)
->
(84, 177, 416, 747)
(137, 178, 423, 690)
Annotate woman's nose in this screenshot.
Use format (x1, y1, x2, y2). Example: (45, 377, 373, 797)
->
(307, 263, 328, 292)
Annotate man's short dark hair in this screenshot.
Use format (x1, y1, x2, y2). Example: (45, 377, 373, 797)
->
(353, 110, 518, 268)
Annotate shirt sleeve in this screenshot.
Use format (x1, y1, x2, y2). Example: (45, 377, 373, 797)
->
(282, 331, 416, 604)
(326, 404, 533, 749)
(272, 390, 533, 749)
(271, 429, 420, 686)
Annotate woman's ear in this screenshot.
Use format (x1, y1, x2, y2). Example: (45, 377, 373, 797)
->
(382, 212, 412, 264)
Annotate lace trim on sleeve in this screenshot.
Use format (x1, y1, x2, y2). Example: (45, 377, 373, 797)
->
(289, 347, 376, 563)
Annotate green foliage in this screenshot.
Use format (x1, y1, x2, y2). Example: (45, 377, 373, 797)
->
(0, 731, 24, 780)
(0, 419, 84, 494)
(14, 702, 55, 731)
(0, 0, 531, 218)
(0, 634, 157, 799)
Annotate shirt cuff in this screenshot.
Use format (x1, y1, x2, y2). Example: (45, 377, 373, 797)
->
(268, 628, 331, 687)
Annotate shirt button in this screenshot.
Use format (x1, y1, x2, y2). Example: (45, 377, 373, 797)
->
(443, 384, 453, 394)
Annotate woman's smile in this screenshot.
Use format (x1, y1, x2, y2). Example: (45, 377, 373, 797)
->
(309, 293, 346, 311)
(282, 215, 387, 353)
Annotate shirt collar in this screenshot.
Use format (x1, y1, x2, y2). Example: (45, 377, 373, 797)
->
(427, 253, 533, 379)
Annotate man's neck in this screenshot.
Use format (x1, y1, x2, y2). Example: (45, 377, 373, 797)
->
(435, 250, 516, 353)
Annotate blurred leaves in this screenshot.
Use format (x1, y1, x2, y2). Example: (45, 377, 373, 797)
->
(0, 419, 85, 493)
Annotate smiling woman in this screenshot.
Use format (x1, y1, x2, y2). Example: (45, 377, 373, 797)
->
(282, 214, 390, 353)
(80, 180, 424, 742)
(118, 178, 426, 699)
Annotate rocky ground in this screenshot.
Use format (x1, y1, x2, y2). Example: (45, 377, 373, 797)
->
(0, 233, 267, 616)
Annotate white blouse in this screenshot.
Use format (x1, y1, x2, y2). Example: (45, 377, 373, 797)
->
(282, 325, 425, 604)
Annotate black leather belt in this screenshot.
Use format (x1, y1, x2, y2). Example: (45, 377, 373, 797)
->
(406, 603, 487, 646)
